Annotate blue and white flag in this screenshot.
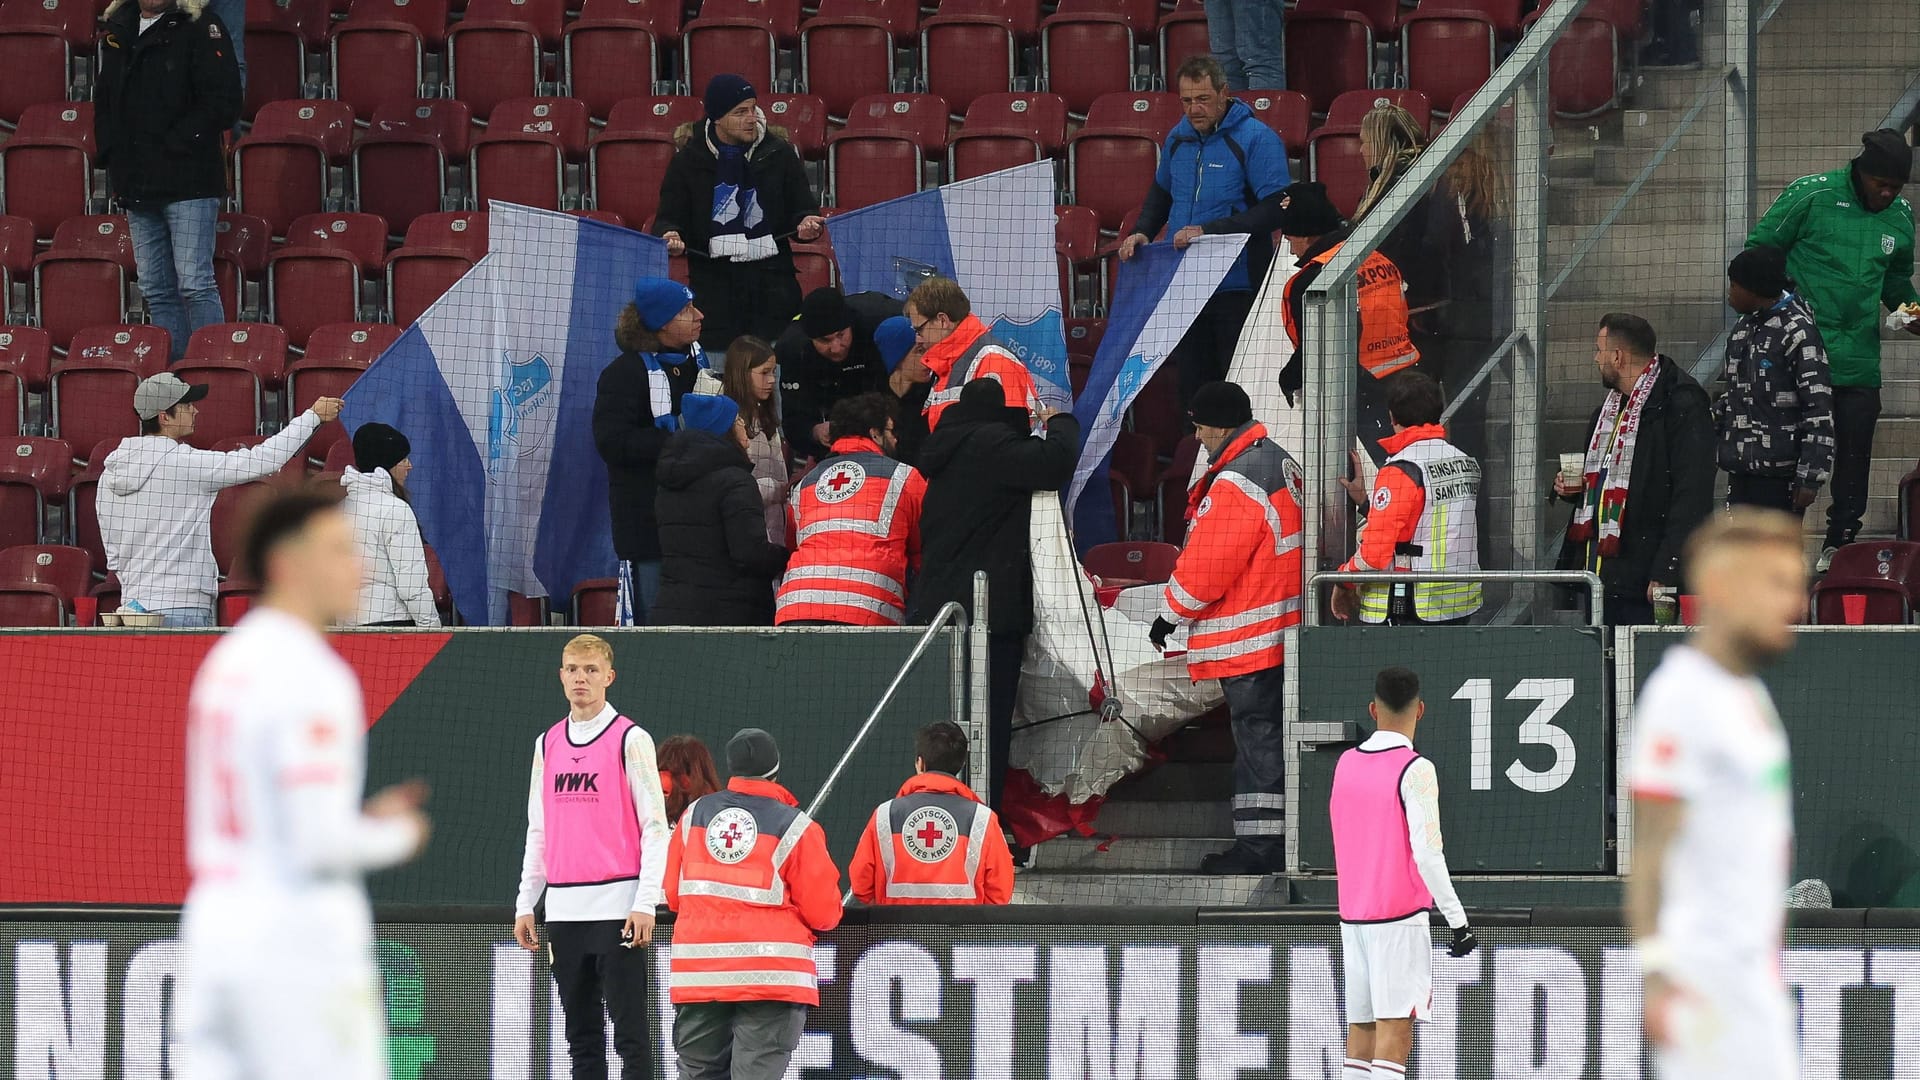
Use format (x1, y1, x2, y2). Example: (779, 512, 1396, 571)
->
(342, 203, 669, 625)
(825, 161, 1070, 407)
(1066, 234, 1248, 546)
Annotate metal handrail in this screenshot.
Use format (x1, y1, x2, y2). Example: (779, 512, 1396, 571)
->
(1306, 570, 1606, 628)
(804, 600, 969, 819)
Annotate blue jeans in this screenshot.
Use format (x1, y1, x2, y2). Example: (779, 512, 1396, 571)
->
(1206, 0, 1287, 90)
(151, 605, 215, 628)
(616, 559, 662, 626)
(127, 198, 225, 361)
(207, 0, 247, 93)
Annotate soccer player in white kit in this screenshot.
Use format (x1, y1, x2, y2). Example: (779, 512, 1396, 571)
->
(177, 490, 432, 1080)
(1627, 508, 1804, 1080)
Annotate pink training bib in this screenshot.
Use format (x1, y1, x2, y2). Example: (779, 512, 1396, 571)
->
(1330, 744, 1434, 922)
(542, 716, 643, 888)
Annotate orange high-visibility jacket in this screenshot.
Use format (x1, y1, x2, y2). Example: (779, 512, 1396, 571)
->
(776, 436, 926, 626)
(1282, 243, 1420, 380)
(664, 777, 843, 1006)
(921, 314, 1039, 430)
(849, 771, 1014, 905)
(1164, 423, 1305, 680)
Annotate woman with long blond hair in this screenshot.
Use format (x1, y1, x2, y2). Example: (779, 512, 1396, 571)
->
(1421, 121, 1515, 464)
(1354, 104, 1443, 318)
(718, 335, 791, 545)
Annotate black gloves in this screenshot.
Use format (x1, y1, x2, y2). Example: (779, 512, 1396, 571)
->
(1148, 617, 1176, 651)
(1278, 354, 1302, 406)
(1449, 925, 1478, 957)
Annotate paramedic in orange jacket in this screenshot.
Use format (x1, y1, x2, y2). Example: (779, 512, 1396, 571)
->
(664, 728, 841, 1080)
(850, 720, 1015, 905)
(1149, 381, 1304, 876)
(907, 276, 1040, 430)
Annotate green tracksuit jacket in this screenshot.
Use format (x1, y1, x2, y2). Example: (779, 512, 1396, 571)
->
(1747, 166, 1919, 388)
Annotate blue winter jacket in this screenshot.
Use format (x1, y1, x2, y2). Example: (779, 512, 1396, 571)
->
(1134, 98, 1293, 293)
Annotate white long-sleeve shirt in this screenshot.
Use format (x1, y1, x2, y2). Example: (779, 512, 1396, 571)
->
(185, 607, 422, 893)
(99, 411, 323, 610)
(339, 466, 442, 627)
(1358, 729, 1468, 929)
(514, 704, 670, 921)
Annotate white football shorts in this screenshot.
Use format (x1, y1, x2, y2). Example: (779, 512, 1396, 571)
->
(1341, 917, 1435, 1024)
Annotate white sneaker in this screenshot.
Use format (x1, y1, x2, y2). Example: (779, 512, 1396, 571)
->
(1815, 546, 1838, 574)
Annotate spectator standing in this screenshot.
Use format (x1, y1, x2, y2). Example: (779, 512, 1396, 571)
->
(776, 288, 900, 460)
(338, 423, 440, 628)
(95, 0, 243, 362)
(593, 278, 710, 625)
(651, 394, 791, 626)
(1275, 182, 1421, 464)
(1714, 247, 1834, 515)
(206, 0, 245, 94)
(1203, 1, 1286, 90)
(849, 720, 1014, 906)
(719, 336, 790, 546)
(665, 729, 842, 1080)
(98, 374, 340, 626)
(911, 380, 1081, 813)
(655, 75, 825, 350)
(1747, 130, 1920, 569)
(777, 394, 926, 626)
(909, 278, 1040, 431)
(1119, 56, 1291, 407)
(1421, 124, 1514, 460)
(659, 735, 721, 824)
(877, 316, 933, 465)
(1355, 104, 1440, 320)
(512, 635, 668, 1080)
(1555, 314, 1715, 625)
(1331, 372, 1483, 625)
(1148, 382, 1302, 875)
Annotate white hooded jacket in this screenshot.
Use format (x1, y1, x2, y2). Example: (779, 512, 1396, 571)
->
(339, 465, 441, 627)
(97, 411, 322, 611)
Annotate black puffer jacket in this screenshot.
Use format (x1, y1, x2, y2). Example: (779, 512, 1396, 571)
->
(591, 347, 704, 562)
(651, 429, 790, 625)
(652, 120, 818, 276)
(95, 0, 241, 207)
(908, 401, 1080, 636)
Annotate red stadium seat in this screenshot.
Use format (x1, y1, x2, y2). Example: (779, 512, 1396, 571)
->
(463, 0, 567, 48)
(447, 21, 542, 122)
(487, 97, 592, 158)
(919, 6, 1015, 120)
(330, 22, 427, 121)
(1084, 540, 1180, 586)
(577, 0, 682, 43)
(0, 0, 96, 49)
(50, 353, 155, 458)
(0, 30, 71, 132)
(1, 102, 97, 242)
(1284, 11, 1374, 117)
(1294, 0, 1400, 37)
(1068, 93, 1181, 234)
(0, 326, 54, 394)
(1547, 17, 1623, 119)
(764, 94, 829, 159)
(1327, 89, 1434, 134)
(186, 323, 290, 390)
(354, 100, 472, 239)
(1232, 90, 1313, 157)
(34, 216, 136, 351)
(0, 581, 64, 625)
(949, 92, 1068, 181)
(1054, 204, 1099, 312)
(0, 435, 70, 549)
(1825, 541, 1920, 590)
(1530, 0, 1645, 37)
(602, 96, 704, 140)
(1064, 316, 1106, 356)
(269, 253, 366, 349)
(828, 132, 923, 210)
(210, 481, 277, 578)
(213, 212, 273, 323)
(64, 324, 170, 377)
(344, 0, 451, 48)
(68, 442, 121, 575)
(791, 237, 837, 295)
(1308, 127, 1369, 218)
(386, 211, 488, 327)
(0, 369, 20, 436)
(284, 212, 391, 271)
(0, 212, 33, 309)
(681, 19, 777, 103)
(471, 99, 589, 211)
(799, 10, 896, 120)
(589, 134, 676, 230)
(1108, 427, 1160, 501)
(323, 438, 358, 473)
(242, 5, 310, 121)
(234, 100, 356, 238)
(1157, 7, 1210, 87)
(1418, 0, 1523, 38)
(814, 0, 918, 43)
(1810, 578, 1910, 625)
(1039, 3, 1136, 119)
(565, 20, 662, 122)
(1401, 13, 1496, 118)
(1156, 434, 1201, 543)
(0, 544, 90, 605)
(168, 357, 263, 449)
(292, 323, 397, 463)
(571, 576, 620, 625)
(1129, 363, 1184, 457)
(841, 93, 949, 155)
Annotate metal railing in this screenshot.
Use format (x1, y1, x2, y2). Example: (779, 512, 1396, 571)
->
(1304, 570, 1606, 627)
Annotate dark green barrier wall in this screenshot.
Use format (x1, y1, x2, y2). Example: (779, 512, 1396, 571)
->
(1296, 627, 1611, 873)
(1631, 629, 1920, 907)
(364, 628, 962, 905)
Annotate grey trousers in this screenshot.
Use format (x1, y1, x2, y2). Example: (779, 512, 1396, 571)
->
(672, 1001, 807, 1080)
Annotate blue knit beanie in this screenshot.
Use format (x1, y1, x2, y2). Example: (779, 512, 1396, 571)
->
(633, 277, 695, 333)
(874, 315, 916, 373)
(678, 393, 739, 437)
(703, 74, 757, 121)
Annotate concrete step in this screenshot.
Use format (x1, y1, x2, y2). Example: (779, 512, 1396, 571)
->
(1030, 836, 1235, 873)
(1090, 798, 1235, 837)
(1010, 872, 1289, 907)
(1547, 176, 1722, 227)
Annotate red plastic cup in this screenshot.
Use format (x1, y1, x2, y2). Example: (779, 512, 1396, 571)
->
(1678, 594, 1699, 626)
(1842, 593, 1867, 625)
(71, 595, 97, 627)
(219, 594, 252, 625)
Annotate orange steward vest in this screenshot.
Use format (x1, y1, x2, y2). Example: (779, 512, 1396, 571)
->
(921, 314, 1039, 429)
(1164, 423, 1305, 680)
(1282, 243, 1420, 379)
(664, 777, 843, 1006)
(850, 771, 1014, 905)
(776, 436, 927, 626)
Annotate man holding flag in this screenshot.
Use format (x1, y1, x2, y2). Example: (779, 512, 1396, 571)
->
(908, 277, 1040, 431)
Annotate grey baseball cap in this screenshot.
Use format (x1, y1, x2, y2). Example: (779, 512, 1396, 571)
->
(133, 373, 208, 420)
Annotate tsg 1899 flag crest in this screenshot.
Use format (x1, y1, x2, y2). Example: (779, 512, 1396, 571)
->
(341, 203, 669, 625)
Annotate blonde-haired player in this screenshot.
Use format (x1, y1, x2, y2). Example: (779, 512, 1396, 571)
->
(1628, 508, 1805, 1080)
(178, 490, 431, 1080)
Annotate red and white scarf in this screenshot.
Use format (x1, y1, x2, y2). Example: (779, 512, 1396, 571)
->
(1568, 358, 1660, 557)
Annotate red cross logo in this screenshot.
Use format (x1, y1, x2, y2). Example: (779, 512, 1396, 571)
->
(827, 471, 854, 493)
(901, 805, 958, 863)
(915, 820, 946, 848)
(719, 823, 744, 848)
(705, 807, 757, 863)
(816, 461, 866, 503)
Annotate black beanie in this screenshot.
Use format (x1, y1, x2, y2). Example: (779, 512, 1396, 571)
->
(703, 73, 757, 121)
(1856, 128, 1913, 181)
(351, 422, 411, 474)
(1729, 246, 1791, 298)
(799, 287, 856, 339)
(726, 728, 780, 780)
(1189, 381, 1253, 428)
(1278, 181, 1346, 237)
